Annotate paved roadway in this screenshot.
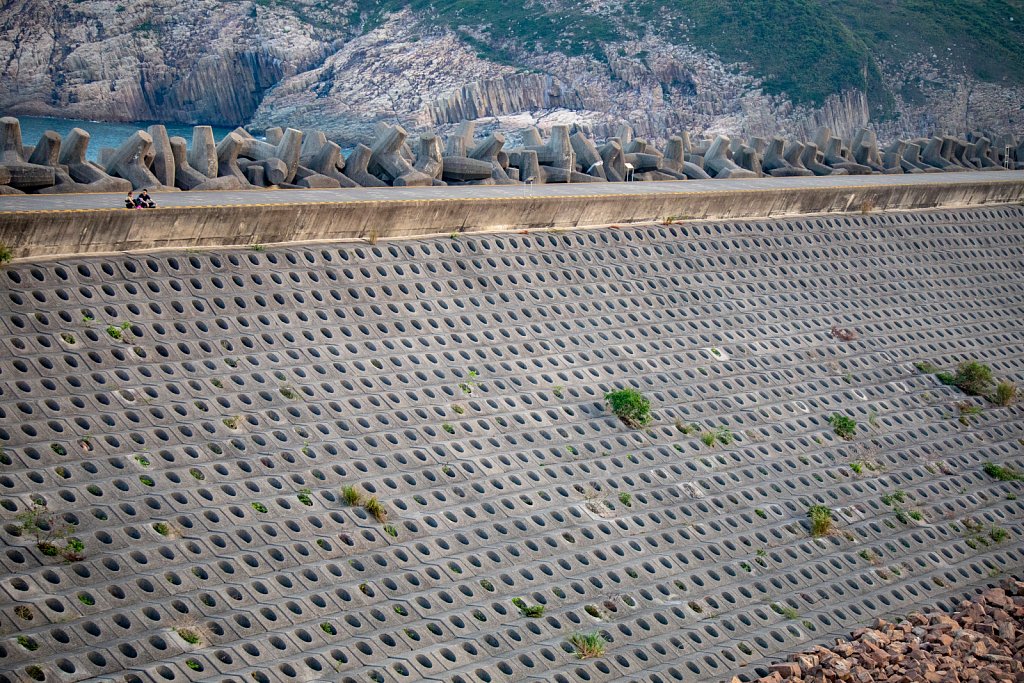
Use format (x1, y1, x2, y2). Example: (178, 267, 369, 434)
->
(1, 170, 1023, 213)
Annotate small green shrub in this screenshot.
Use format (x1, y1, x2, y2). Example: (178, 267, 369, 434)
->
(78, 592, 94, 606)
(570, 631, 606, 658)
(0, 244, 14, 264)
(993, 381, 1017, 406)
(957, 401, 983, 425)
(953, 361, 994, 396)
(139, 475, 154, 487)
(186, 659, 201, 671)
(222, 415, 241, 429)
(16, 500, 84, 561)
(755, 508, 767, 520)
(321, 622, 336, 635)
(153, 522, 170, 536)
(512, 597, 545, 618)
(850, 462, 863, 474)
(604, 388, 652, 428)
(280, 386, 299, 400)
(915, 361, 941, 374)
(618, 492, 632, 507)
(807, 505, 833, 537)
(251, 501, 268, 513)
(675, 419, 699, 435)
(458, 370, 479, 394)
(384, 524, 398, 538)
(26, 665, 44, 681)
(771, 603, 800, 619)
(990, 526, 1009, 543)
(700, 431, 716, 447)
(936, 371, 956, 385)
(553, 385, 564, 399)
(881, 489, 907, 506)
(297, 488, 313, 506)
(983, 462, 1024, 481)
(364, 496, 387, 522)
(342, 485, 362, 505)
(189, 468, 204, 480)
(17, 635, 38, 650)
(441, 422, 455, 435)
(177, 628, 201, 645)
(828, 414, 857, 440)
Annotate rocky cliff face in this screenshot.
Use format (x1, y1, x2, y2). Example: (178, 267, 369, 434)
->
(0, 0, 327, 124)
(2, 0, 1021, 143)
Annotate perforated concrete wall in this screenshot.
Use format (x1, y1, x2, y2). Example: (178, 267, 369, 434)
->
(0, 206, 1022, 683)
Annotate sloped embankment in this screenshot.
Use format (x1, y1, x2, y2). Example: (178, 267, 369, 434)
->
(1, 206, 1022, 682)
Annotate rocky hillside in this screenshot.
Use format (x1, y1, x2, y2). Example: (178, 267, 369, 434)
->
(1, 0, 1022, 144)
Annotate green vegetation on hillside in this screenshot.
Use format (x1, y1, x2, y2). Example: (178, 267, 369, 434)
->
(346, 0, 1021, 116)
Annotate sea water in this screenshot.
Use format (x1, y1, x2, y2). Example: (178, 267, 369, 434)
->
(14, 116, 234, 162)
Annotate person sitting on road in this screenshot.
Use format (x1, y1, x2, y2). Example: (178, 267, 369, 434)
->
(136, 189, 156, 208)
(125, 191, 136, 209)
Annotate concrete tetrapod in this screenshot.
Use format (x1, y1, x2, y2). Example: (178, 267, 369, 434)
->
(599, 139, 627, 182)
(800, 143, 846, 176)
(170, 137, 241, 191)
(300, 140, 358, 188)
(823, 137, 872, 174)
(570, 132, 607, 180)
(921, 137, 956, 171)
(704, 135, 757, 179)
(368, 124, 433, 187)
(26, 130, 81, 194)
(507, 149, 541, 185)
(236, 127, 303, 183)
(524, 124, 575, 172)
(57, 129, 133, 193)
(26, 131, 98, 195)
(343, 144, 388, 188)
(0, 116, 55, 192)
(763, 137, 812, 177)
(470, 133, 517, 184)
(104, 130, 175, 191)
(664, 136, 711, 180)
(148, 125, 176, 189)
(188, 126, 219, 179)
(414, 133, 446, 186)
(215, 132, 256, 187)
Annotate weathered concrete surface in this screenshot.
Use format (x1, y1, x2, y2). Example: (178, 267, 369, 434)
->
(0, 206, 1021, 683)
(2, 172, 1024, 258)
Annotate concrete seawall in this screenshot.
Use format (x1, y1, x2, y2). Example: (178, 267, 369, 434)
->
(2, 173, 1023, 258)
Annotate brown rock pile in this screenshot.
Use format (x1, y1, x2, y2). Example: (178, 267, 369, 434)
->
(748, 581, 1024, 683)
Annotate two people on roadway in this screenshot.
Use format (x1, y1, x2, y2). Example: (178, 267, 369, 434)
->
(125, 189, 156, 209)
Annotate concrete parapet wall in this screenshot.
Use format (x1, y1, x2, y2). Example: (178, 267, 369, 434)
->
(2, 177, 1024, 258)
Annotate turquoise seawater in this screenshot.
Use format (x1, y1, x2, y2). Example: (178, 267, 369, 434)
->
(14, 116, 234, 162)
